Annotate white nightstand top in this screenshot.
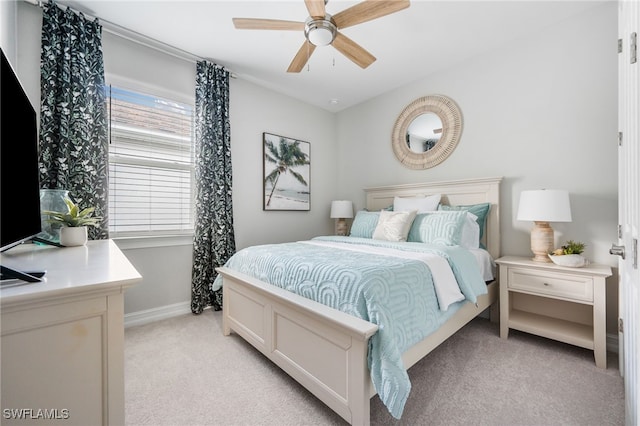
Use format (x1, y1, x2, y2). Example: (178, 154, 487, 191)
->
(495, 255, 612, 278)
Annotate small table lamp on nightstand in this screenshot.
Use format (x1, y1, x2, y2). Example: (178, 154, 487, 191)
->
(330, 200, 353, 236)
(517, 189, 572, 262)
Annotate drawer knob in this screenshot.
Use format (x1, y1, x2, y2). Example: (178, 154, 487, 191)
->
(543, 282, 550, 286)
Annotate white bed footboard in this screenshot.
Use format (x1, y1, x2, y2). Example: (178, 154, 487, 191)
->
(220, 266, 497, 425)
(219, 267, 379, 425)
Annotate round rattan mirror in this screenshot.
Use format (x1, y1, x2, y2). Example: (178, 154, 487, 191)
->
(392, 95, 463, 169)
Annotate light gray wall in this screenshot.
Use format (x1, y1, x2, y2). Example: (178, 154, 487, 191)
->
(0, 1, 18, 61)
(12, 2, 40, 108)
(335, 2, 619, 332)
(229, 78, 338, 249)
(12, 2, 619, 332)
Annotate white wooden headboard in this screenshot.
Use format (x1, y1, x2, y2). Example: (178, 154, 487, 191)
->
(364, 177, 502, 259)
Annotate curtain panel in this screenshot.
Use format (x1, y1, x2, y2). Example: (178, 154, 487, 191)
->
(191, 61, 235, 314)
(39, 2, 109, 240)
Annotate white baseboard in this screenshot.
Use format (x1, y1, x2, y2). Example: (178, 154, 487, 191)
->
(124, 301, 192, 328)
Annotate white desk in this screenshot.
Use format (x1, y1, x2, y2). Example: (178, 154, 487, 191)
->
(1, 240, 141, 425)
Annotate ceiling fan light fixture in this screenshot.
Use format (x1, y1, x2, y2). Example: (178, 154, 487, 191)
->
(305, 16, 336, 46)
(233, 0, 408, 72)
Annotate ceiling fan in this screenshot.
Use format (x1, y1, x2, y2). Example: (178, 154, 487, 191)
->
(232, 0, 410, 73)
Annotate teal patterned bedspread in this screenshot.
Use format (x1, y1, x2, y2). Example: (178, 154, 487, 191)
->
(213, 236, 487, 419)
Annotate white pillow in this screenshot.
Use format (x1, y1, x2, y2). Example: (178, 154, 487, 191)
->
(372, 210, 417, 242)
(393, 194, 441, 213)
(459, 212, 480, 249)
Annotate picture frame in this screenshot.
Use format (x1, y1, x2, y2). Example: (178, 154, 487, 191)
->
(263, 132, 310, 211)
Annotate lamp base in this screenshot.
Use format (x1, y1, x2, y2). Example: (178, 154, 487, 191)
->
(335, 218, 347, 236)
(532, 254, 552, 263)
(530, 221, 554, 262)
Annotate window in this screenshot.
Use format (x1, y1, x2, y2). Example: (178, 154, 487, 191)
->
(106, 85, 194, 236)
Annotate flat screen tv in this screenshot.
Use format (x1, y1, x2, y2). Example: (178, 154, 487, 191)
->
(1, 48, 46, 282)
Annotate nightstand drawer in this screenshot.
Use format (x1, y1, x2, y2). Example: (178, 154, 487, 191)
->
(508, 268, 593, 302)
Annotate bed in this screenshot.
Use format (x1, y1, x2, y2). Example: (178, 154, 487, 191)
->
(216, 176, 502, 425)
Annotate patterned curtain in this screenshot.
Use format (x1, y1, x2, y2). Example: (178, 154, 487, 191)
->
(39, 2, 109, 240)
(191, 61, 235, 314)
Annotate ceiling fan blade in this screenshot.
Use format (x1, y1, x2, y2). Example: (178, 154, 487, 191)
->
(333, 0, 410, 29)
(232, 18, 305, 31)
(305, 0, 326, 18)
(331, 32, 376, 69)
(287, 40, 316, 73)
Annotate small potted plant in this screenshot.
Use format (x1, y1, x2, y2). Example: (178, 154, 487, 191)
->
(549, 240, 587, 267)
(43, 198, 102, 247)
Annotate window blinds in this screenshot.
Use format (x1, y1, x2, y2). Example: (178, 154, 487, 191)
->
(107, 85, 194, 235)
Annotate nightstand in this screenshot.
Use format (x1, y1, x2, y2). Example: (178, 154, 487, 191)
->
(495, 256, 612, 368)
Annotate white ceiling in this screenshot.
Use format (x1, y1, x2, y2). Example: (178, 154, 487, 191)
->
(60, 0, 607, 112)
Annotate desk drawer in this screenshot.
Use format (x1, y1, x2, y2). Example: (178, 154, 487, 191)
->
(508, 268, 593, 303)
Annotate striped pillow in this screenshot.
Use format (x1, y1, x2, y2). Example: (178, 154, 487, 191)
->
(407, 211, 468, 246)
(349, 210, 380, 238)
(438, 202, 490, 244)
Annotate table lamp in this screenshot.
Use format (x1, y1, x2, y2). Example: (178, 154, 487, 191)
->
(517, 189, 572, 262)
(330, 200, 353, 236)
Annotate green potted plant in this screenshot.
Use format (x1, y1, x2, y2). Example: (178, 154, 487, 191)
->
(43, 198, 102, 247)
(549, 240, 587, 267)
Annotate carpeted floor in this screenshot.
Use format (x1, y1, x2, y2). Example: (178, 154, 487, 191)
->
(124, 311, 624, 426)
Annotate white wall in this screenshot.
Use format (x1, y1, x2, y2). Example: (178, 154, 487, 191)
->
(0, 1, 17, 61)
(13, 1, 39, 109)
(229, 78, 337, 249)
(335, 2, 619, 332)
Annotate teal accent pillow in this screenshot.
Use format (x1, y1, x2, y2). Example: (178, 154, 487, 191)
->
(349, 211, 380, 238)
(438, 202, 491, 243)
(407, 211, 468, 246)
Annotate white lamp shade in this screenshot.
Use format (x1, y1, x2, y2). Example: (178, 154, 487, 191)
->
(330, 200, 353, 219)
(517, 189, 572, 222)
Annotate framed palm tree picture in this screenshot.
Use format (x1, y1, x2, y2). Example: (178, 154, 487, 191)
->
(263, 132, 310, 211)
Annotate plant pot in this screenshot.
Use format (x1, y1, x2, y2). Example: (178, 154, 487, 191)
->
(548, 253, 587, 268)
(59, 226, 88, 247)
